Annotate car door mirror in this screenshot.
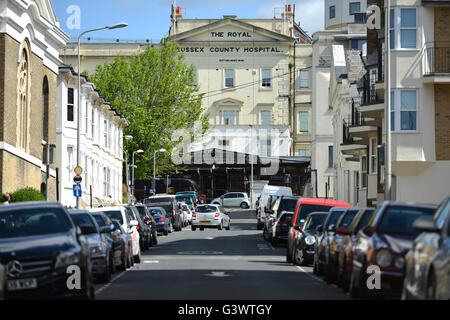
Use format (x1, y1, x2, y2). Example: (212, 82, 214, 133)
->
(327, 224, 336, 232)
(413, 216, 440, 233)
(129, 220, 138, 227)
(109, 223, 116, 232)
(316, 225, 323, 233)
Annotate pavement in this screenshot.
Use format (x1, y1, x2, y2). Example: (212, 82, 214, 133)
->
(95, 209, 349, 300)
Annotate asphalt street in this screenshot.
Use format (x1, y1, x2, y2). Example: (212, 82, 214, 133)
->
(95, 210, 349, 300)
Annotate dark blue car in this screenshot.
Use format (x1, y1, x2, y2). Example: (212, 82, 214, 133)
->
(270, 212, 293, 247)
(148, 207, 172, 236)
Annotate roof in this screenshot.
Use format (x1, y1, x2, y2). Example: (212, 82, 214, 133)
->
(0, 202, 63, 211)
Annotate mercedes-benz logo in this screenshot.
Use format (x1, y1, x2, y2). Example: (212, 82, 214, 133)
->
(6, 260, 23, 278)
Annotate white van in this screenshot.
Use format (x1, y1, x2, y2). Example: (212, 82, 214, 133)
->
(256, 186, 293, 230)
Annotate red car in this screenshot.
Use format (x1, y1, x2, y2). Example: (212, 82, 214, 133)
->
(286, 198, 350, 263)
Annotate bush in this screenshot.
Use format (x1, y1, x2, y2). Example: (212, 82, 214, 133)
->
(10, 187, 45, 203)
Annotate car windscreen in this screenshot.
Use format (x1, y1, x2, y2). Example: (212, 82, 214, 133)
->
(296, 205, 334, 224)
(104, 211, 123, 224)
(111, 221, 123, 234)
(355, 210, 375, 233)
(182, 205, 189, 211)
(279, 213, 293, 223)
(71, 214, 98, 232)
(149, 209, 163, 216)
(92, 214, 106, 227)
(278, 199, 299, 214)
(304, 214, 327, 231)
(176, 196, 192, 202)
(196, 206, 218, 213)
(135, 206, 148, 218)
(324, 210, 346, 229)
(145, 197, 173, 205)
(378, 206, 436, 236)
(337, 209, 360, 229)
(0, 208, 72, 239)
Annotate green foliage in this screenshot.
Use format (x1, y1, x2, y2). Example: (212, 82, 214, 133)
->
(90, 39, 209, 179)
(10, 187, 45, 203)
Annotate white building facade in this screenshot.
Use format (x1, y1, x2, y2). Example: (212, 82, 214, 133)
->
(57, 67, 128, 208)
(325, 0, 368, 31)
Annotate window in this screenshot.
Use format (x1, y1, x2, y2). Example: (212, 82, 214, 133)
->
(261, 111, 271, 125)
(361, 155, 368, 188)
(103, 167, 108, 197)
(328, 146, 334, 168)
(109, 122, 113, 150)
(299, 70, 309, 89)
(390, 8, 417, 49)
(262, 69, 271, 88)
(221, 111, 239, 125)
(298, 150, 309, 157)
(370, 138, 377, 174)
(391, 90, 418, 132)
(218, 139, 230, 147)
(67, 88, 74, 122)
(85, 102, 89, 135)
(330, 5, 336, 19)
(18, 45, 30, 150)
(299, 112, 309, 132)
(104, 120, 109, 148)
(225, 69, 234, 88)
(349, 2, 361, 15)
(67, 147, 73, 183)
(259, 139, 271, 157)
(91, 109, 95, 139)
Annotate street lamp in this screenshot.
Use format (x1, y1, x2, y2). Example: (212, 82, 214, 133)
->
(124, 135, 133, 204)
(76, 22, 128, 209)
(153, 149, 167, 194)
(131, 149, 144, 202)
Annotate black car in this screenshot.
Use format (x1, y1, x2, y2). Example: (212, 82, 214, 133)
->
(134, 203, 158, 247)
(323, 207, 362, 284)
(313, 207, 347, 276)
(292, 212, 328, 266)
(69, 210, 112, 283)
(263, 196, 300, 243)
(90, 211, 127, 271)
(144, 195, 183, 232)
(0, 202, 94, 300)
(270, 212, 293, 247)
(124, 205, 152, 251)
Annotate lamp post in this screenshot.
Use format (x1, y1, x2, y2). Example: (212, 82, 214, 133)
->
(76, 22, 128, 209)
(124, 135, 133, 204)
(153, 149, 167, 194)
(250, 125, 254, 209)
(131, 149, 144, 202)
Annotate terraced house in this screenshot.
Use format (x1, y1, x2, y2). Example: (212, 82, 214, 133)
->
(339, 0, 450, 206)
(0, 0, 68, 198)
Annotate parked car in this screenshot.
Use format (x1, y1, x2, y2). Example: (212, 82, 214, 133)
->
(257, 186, 293, 230)
(263, 196, 300, 243)
(0, 202, 94, 299)
(350, 201, 438, 299)
(148, 207, 172, 235)
(90, 207, 141, 264)
(89, 211, 127, 271)
(68, 210, 112, 283)
(287, 198, 350, 263)
(176, 194, 196, 211)
(181, 203, 193, 225)
(212, 192, 250, 209)
(191, 204, 231, 231)
(261, 194, 280, 236)
(176, 191, 199, 205)
(0, 264, 5, 300)
(134, 203, 158, 247)
(292, 212, 328, 266)
(144, 195, 183, 231)
(110, 219, 134, 268)
(177, 201, 189, 227)
(402, 196, 450, 300)
(323, 207, 362, 284)
(270, 212, 294, 247)
(124, 205, 152, 252)
(337, 207, 376, 292)
(312, 207, 349, 275)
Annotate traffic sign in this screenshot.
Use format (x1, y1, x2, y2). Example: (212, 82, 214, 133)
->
(74, 166, 83, 175)
(149, 189, 155, 195)
(73, 185, 82, 198)
(74, 175, 82, 184)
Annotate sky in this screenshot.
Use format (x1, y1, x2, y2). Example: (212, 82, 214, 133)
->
(52, 0, 325, 43)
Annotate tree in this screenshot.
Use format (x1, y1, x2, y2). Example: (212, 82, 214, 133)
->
(90, 39, 209, 180)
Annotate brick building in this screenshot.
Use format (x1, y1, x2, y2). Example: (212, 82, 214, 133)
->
(0, 0, 68, 198)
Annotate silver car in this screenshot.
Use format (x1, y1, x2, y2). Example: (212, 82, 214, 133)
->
(191, 205, 231, 231)
(212, 192, 250, 209)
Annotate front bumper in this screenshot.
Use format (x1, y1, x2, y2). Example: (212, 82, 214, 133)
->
(192, 219, 221, 228)
(367, 270, 405, 297)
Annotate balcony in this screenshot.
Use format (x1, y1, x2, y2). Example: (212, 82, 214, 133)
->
(341, 119, 367, 156)
(424, 42, 450, 83)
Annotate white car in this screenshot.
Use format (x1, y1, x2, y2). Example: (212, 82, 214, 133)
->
(191, 204, 231, 231)
(257, 186, 293, 230)
(181, 203, 193, 224)
(89, 207, 141, 263)
(212, 192, 250, 209)
(178, 201, 189, 227)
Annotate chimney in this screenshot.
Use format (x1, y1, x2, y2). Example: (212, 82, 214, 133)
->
(175, 6, 183, 19)
(282, 4, 294, 18)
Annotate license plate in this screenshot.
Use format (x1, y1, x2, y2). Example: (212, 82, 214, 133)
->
(200, 221, 210, 224)
(7, 278, 38, 291)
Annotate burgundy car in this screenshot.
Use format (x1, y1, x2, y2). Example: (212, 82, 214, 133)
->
(350, 201, 438, 299)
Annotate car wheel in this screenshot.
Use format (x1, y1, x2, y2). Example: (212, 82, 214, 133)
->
(80, 268, 95, 300)
(200, 227, 205, 231)
(240, 202, 249, 209)
(226, 223, 230, 231)
(169, 223, 173, 233)
(218, 222, 223, 231)
(270, 237, 277, 247)
(119, 252, 127, 271)
(99, 257, 111, 283)
(152, 232, 158, 245)
(349, 266, 359, 299)
(358, 263, 369, 300)
(263, 228, 269, 241)
(324, 257, 332, 284)
(134, 247, 141, 264)
(425, 271, 437, 300)
(294, 247, 306, 266)
(191, 226, 196, 231)
(286, 246, 293, 263)
(109, 252, 116, 275)
(257, 223, 263, 230)
(341, 258, 350, 293)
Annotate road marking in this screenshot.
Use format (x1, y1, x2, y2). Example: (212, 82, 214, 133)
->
(205, 237, 214, 240)
(143, 260, 160, 264)
(257, 243, 270, 250)
(205, 271, 231, 278)
(296, 266, 325, 283)
(95, 270, 127, 295)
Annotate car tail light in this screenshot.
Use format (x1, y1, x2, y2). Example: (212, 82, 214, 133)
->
(158, 216, 165, 222)
(192, 212, 197, 217)
(145, 217, 151, 222)
(215, 212, 220, 217)
(137, 224, 140, 232)
(277, 221, 285, 227)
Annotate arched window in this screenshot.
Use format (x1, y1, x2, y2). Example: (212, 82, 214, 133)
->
(17, 41, 31, 150)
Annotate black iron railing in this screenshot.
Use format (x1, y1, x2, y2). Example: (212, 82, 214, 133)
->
(425, 42, 450, 74)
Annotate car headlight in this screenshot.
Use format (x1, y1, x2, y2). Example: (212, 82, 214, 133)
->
(395, 257, 405, 269)
(305, 236, 316, 246)
(91, 246, 104, 255)
(376, 249, 392, 268)
(55, 250, 79, 269)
